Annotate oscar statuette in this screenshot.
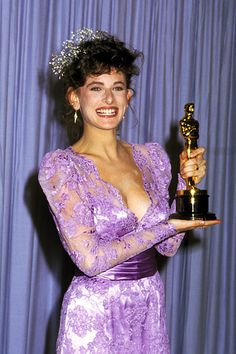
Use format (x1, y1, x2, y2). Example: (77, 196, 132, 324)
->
(171, 103, 216, 220)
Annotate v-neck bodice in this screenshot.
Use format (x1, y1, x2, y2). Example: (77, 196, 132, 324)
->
(39, 142, 183, 259)
(50, 143, 173, 239)
(67, 144, 153, 223)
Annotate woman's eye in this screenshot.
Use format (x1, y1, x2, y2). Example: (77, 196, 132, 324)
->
(113, 86, 125, 91)
(90, 86, 102, 91)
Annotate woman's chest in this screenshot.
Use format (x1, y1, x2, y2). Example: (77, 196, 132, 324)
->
(70, 145, 171, 237)
(96, 161, 151, 220)
(82, 165, 170, 238)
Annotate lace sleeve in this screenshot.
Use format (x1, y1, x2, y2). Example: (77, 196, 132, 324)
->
(152, 146, 186, 257)
(39, 150, 178, 276)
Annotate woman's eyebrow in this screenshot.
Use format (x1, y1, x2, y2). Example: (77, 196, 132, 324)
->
(86, 81, 126, 87)
(86, 81, 104, 87)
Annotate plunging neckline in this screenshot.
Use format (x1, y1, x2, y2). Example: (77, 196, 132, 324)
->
(67, 144, 153, 223)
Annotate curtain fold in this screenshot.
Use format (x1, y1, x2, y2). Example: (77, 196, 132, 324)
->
(1, 1, 235, 353)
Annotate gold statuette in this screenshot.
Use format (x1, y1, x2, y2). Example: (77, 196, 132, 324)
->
(172, 103, 216, 220)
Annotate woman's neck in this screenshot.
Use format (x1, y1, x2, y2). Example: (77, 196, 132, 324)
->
(72, 127, 124, 160)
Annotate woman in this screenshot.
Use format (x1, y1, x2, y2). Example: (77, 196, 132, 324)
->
(39, 29, 219, 353)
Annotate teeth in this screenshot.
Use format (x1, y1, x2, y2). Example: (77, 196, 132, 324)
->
(97, 109, 116, 115)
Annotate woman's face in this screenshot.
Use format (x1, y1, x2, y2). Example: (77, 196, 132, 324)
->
(70, 70, 132, 131)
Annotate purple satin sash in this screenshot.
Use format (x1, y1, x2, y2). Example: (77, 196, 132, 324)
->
(95, 247, 158, 281)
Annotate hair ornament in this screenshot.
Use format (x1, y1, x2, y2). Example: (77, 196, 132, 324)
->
(49, 28, 108, 79)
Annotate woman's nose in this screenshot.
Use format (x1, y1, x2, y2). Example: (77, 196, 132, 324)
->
(103, 89, 114, 104)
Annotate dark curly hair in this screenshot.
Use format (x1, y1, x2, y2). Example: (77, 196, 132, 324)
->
(59, 33, 143, 142)
(63, 33, 143, 89)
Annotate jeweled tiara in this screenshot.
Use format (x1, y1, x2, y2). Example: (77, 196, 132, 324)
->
(49, 28, 108, 79)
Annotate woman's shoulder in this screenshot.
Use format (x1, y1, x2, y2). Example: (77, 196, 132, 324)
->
(39, 146, 84, 180)
(144, 141, 165, 151)
(147, 145, 172, 184)
(39, 147, 72, 171)
(38, 146, 92, 183)
(39, 146, 87, 167)
(134, 142, 169, 161)
(132, 142, 171, 178)
(38, 148, 68, 184)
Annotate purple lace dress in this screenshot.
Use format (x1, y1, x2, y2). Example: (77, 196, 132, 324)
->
(39, 142, 185, 354)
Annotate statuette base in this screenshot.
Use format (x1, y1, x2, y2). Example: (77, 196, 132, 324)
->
(171, 189, 217, 220)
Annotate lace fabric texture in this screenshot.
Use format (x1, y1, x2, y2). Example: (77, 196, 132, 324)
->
(39, 142, 185, 353)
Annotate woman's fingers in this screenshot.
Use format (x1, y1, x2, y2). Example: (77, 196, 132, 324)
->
(169, 218, 221, 233)
(190, 146, 205, 158)
(180, 147, 206, 183)
(180, 147, 205, 161)
(180, 159, 206, 177)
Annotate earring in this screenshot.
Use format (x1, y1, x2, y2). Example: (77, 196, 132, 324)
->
(74, 110, 78, 124)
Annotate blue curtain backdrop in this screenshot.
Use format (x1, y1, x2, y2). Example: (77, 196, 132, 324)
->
(1, 0, 235, 353)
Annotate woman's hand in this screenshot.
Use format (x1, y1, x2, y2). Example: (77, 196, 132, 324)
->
(179, 147, 206, 184)
(169, 218, 221, 233)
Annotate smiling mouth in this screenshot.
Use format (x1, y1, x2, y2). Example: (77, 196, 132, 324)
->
(96, 108, 118, 117)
